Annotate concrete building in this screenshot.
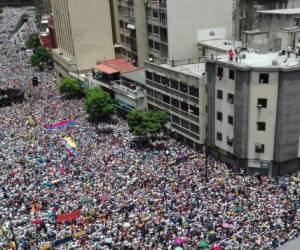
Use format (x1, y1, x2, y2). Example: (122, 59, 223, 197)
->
(51, 0, 116, 74)
(145, 58, 207, 148)
(206, 51, 300, 176)
(118, 0, 148, 67)
(233, 0, 300, 40)
(146, 0, 234, 62)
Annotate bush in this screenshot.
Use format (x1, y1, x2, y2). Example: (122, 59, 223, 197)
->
(84, 87, 115, 121)
(127, 109, 169, 137)
(59, 77, 84, 99)
(26, 33, 41, 49)
(30, 46, 52, 71)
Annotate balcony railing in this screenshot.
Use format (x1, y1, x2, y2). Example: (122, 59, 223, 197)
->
(147, 1, 167, 9)
(112, 80, 144, 99)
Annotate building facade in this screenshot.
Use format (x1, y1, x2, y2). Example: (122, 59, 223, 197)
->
(118, 0, 148, 67)
(51, 0, 115, 74)
(145, 58, 207, 148)
(206, 52, 300, 176)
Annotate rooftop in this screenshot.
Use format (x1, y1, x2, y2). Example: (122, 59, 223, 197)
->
(160, 63, 206, 78)
(217, 51, 300, 68)
(257, 8, 300, 15)
(121, 69, 146, 85)
(198, 39, 242, 52)
(96, 59, 138, 74)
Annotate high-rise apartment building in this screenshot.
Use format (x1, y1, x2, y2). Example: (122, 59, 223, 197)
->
(118, 0, 234, 65)
(51, 0, 116, 74)
(118, 0, 148, 67)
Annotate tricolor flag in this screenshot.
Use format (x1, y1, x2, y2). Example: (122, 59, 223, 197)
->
(64, 136, 78, 157)
(45, 120, 75, 131)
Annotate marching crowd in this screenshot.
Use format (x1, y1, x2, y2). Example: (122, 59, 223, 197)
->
(0, 7, 300, 250)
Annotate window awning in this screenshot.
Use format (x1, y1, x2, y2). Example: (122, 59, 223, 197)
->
(94, 64, 120, 75)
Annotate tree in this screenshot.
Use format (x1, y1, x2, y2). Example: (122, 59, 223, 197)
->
(127, 109, 169, 137)
(30, 46, 52, 71)
(26, 33, 41, 49)
(59, 77, 83, 99)
(84, 87, 115, 121)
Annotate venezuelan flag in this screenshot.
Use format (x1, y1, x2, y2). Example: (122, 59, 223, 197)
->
(64, 137, 78, 157)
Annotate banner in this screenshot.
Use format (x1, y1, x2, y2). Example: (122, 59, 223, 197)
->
(45, 120, 75, 131)
(56, 209, 81, 223)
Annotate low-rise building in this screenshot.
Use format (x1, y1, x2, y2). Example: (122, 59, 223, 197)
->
(206, 51, 300, 176)
(145, 58, 207, 148)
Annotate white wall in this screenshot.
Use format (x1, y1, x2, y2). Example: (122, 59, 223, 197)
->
(247, 71, 278, 162)
(167, 0, 234, 60)
(68, 0, 115, 72)
(214, 66, 235, 154)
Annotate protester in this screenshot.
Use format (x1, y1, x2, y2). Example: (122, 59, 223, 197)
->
(0, 7, 300, 250)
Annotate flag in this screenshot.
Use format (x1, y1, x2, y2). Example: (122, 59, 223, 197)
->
(56, 209, 81, 223)
(63, 136, 78, 157)
(45, 120, 75, 131)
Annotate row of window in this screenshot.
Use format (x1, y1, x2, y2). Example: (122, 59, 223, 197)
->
(217, 90, 234, 104)
(146, 71, 199, 98)
(172, 115, 200, 134)
(217, 66, 270, 84)
(148, 88, 199, 116)
(216, 132, 266, 153)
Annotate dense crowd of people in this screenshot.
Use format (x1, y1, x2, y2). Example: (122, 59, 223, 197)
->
(0, 7, 300, 250)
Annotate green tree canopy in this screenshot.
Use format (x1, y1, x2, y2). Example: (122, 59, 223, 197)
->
(30, 46, 52, 71)
(26, 33, 41, 49)
(84, 87, 115, 121)
(127, 109, 169, 137)
(59, 77, 83, 99)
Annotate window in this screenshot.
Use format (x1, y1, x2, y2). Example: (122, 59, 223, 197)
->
(257, 98, 267, 108)
(161, 76, 169, 86)
(217, 90, 223, 99)
(257, 122, 266, 131)
(172, 115, 180, 125)
(227, 136, 233, 146)
(228, 115, 233, 125)
(180, 82, 188, 93)
(153, 25, 159, 35)
(189, 86, 199, 97)
(180, 101, 188, 112)
(227, 93, 234, 104)
(181, 119, 189, 129)
(217, 132, 223, 141)
(162, 95, 170, 104)
(217, 67, 223, 80)
(217, 111, 223, 121)
(190, 124, 199, 134)
(152, 10, 159, 19)
(229, 69, 235, 80)
(255, 143, 265, 153)
(171, 98, 179, 108)
(189, 106, 199, 116)
(145, 71, 153, 80)
(259, 73, 269, 84)
(171, 79, 179, 90)
(149, 39, 154, 48)
(153, 73, 161, 83)
(154, 42, 160, 51)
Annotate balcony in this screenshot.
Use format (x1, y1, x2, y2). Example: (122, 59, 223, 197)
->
(147, 17, 167, 27)
(147, 0, 166, 10)
(112, 80, 144, 99)
(118, 0, 134, 8)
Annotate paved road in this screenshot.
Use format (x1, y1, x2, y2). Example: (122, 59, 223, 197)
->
(278, 238, 300, 250)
